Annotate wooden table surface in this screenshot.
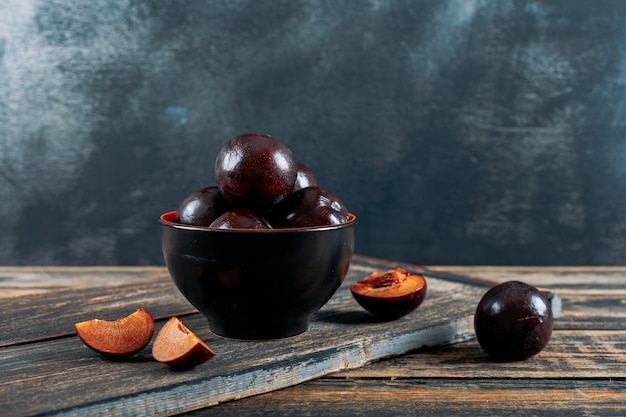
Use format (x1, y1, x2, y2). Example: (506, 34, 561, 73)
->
(1, 255, 625, 416)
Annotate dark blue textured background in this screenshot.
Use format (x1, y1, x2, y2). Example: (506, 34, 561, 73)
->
(1, 0, 625, 265)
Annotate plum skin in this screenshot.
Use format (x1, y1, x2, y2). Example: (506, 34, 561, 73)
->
(293, 161, 318, 191)
(267, 186, 349, 228)
(474, 281, 553, 361)
(174, 133, 351, 229)
(175, 186, 229, 226)
(352, 287, 426, 320)
(215, 133, 297, 211)
(209, 208, 271, 229)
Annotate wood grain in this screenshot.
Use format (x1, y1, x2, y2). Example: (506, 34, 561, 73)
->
(188, 378, 626, 417)
(186, 330, 626, 416)
(2, 259, 625, 416)
(0, 275, 196, 347)
(0, 257, 486, 417)
(0, 267, 168, 298)
(336, 330, 626, 379)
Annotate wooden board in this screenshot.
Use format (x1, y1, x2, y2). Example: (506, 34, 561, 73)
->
(186, 266, 626, 417)
(1, 256, 498, 417)
(194, 378, 626, 417)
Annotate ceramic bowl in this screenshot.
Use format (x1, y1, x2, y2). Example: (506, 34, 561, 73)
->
(160, 211, 357, 340)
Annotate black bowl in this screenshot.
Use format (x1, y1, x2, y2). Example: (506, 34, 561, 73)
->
(160, 211, 357, 340)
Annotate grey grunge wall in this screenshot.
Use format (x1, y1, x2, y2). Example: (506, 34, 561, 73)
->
(1, 0, 626, 266)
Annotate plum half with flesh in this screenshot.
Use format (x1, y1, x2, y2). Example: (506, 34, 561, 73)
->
(350, 268, 427, 320)
(474, 281, 553, 361)
(215, 133, 297, 211)
(175, 186, 229, 226)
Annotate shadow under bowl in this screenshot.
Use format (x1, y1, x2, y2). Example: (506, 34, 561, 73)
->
(160, 211, 357, 340)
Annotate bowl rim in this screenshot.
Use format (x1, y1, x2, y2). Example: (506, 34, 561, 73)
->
(159, 210, 357, 233)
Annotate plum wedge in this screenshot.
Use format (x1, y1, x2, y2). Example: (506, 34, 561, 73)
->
(152, 317, 216, 367)
(74, 308, 155, 357)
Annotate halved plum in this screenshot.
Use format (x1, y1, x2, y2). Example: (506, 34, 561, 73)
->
(350, 268, 427, 320)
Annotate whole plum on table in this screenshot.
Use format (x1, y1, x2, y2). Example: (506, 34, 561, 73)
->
(215, 133, 297, 211)
(474, 281, 553, 361)
(267, 186, 349, 228)
(175, 186, 229, 226)
(209, 208, 271, 229)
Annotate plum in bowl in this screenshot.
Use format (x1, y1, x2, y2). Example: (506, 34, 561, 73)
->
(160, 211, 357, 340)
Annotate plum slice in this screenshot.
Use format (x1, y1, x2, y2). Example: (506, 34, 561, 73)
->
(74, 308, 155, 357)
(350, 268, 427, 320)
(152, 317, 216, 367)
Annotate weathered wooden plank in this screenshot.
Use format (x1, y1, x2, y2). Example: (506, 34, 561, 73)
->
(402, 267, 564, 317)
(0, 276, 197, 347)
(0, 267, 167, 298)
(0, 258, 486, 417)
(0, 257, 498, 348)
(185, 378, 626, 417)
(3, 262, 626, 298)
(2, 261, 623, 417)
(358, 260, 626, 328)
(428, 265, 626, 290)
(335, 330, 626, 379)
(555, 294, 626, 330)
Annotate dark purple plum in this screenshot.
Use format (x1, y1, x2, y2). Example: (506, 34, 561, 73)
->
(209, 208, 271, 229)
(215, 133, 297, 211)
(293, 161, 318, 192)
(350, 268, 427, 320)
(474, 281, 553, 361)
(290, 206, 349, 228)
(175, 186, 229, 226)
(267, 186, 349, 228)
